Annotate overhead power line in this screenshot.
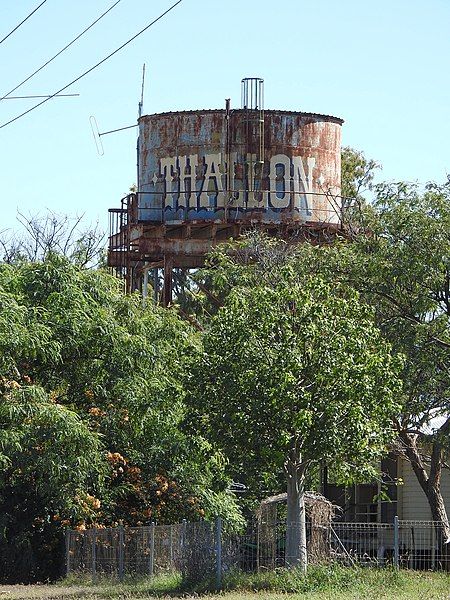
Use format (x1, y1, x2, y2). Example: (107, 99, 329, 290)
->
(4, 94, 79, 99)
(0, 0, 183, 131)
(0, 0, 48, 47)
(0, 0, 123, 102)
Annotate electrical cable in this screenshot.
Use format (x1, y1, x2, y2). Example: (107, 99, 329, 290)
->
(0, 0, 183, 131)
(0, 0, 48, 46)
(4, 94, 79, 99)
(0, 0, 123, 102)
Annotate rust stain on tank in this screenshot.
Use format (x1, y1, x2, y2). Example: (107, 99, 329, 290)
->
(110, 105, 344, 274)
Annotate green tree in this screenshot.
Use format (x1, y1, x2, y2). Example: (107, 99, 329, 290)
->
(191, 149, 450, 543)
(341, 146, 380, 202)
(187, 275, 401, 570)
(349, 182, 450, 540)
(293, 180, 450, 544)
(0, 255, 240, 582)
(0, 384, 105, 582)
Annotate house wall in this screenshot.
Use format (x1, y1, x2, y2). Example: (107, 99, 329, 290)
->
(398, 457, 450, 520)
(324, 457, 450, 523)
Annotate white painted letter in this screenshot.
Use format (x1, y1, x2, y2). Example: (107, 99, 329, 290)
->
(292, 156, 315, 216)
(198, 153, 224, 208)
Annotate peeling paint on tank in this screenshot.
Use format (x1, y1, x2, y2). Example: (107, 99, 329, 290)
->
(137, 109, 343, 226)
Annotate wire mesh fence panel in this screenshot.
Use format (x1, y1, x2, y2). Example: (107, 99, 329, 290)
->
(153, 523, 181, 573)
(223, 529, 258, 573)
(66, 518, 450, 580)
(94, 528, 121, 576)
(258, 518, 282, 570)
(329, 520, 449, 571)
(179, 521, 216, 580)
(66, 522, 217, 579)
(398, 521, 449, 571)
(330, 522, 395, 566)
(67, 529, 91, 574)
(123, 527, 152, 575)
(223, 520, 284, 573)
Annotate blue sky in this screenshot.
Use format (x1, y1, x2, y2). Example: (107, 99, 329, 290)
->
(1, 0, 449, 233)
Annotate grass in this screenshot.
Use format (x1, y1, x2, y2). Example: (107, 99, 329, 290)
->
(0, 567, 449, 600)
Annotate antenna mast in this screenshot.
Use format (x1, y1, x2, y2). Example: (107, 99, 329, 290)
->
(138, 64, 146, 118)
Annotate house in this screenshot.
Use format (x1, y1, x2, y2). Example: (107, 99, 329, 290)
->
(323, 456, 450, 523)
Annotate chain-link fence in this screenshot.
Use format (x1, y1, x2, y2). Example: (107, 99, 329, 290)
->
(66, 518, 450, 584)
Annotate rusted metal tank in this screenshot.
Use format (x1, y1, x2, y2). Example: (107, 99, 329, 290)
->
(137, 108, 343, 225)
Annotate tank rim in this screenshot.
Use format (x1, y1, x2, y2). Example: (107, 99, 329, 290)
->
(138, 108, 344, 125)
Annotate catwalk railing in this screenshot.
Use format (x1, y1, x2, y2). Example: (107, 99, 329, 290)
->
(65, 518, 450, 583)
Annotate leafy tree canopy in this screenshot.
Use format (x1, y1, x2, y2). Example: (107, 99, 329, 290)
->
(186, 267, 401, 568)
(0, 254, 241, 582)
(278, 179, 450, 539)
(189, 277, 401, 482)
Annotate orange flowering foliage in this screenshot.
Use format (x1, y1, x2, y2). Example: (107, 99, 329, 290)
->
(107, 451, 126, 464)
(0, 378, 21, 391)
(101, 450, 204, 526)
(88, 407, 106, 418)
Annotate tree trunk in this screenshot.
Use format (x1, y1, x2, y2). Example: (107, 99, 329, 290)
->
(399, 429, 450, 569)
(285, 451, 307, 571)
(428, 439, 450, 530)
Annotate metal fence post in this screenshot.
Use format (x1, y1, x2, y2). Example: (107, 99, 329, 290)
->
(431, 522, 436, 570)
(181, 518, 187, 548)
(393, 516, 399, 570)
(91, 528, 97, 582)
(256, 516, 260, 573)
(118, 524, 125, 582)
(215, 516, 222, 590)
(148, 522, 155, 577)
(65, 528, 71, 577)
(180, 519, 187, 572)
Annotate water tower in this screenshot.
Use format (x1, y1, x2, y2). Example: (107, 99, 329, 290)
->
(108, 78, 344, 304)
